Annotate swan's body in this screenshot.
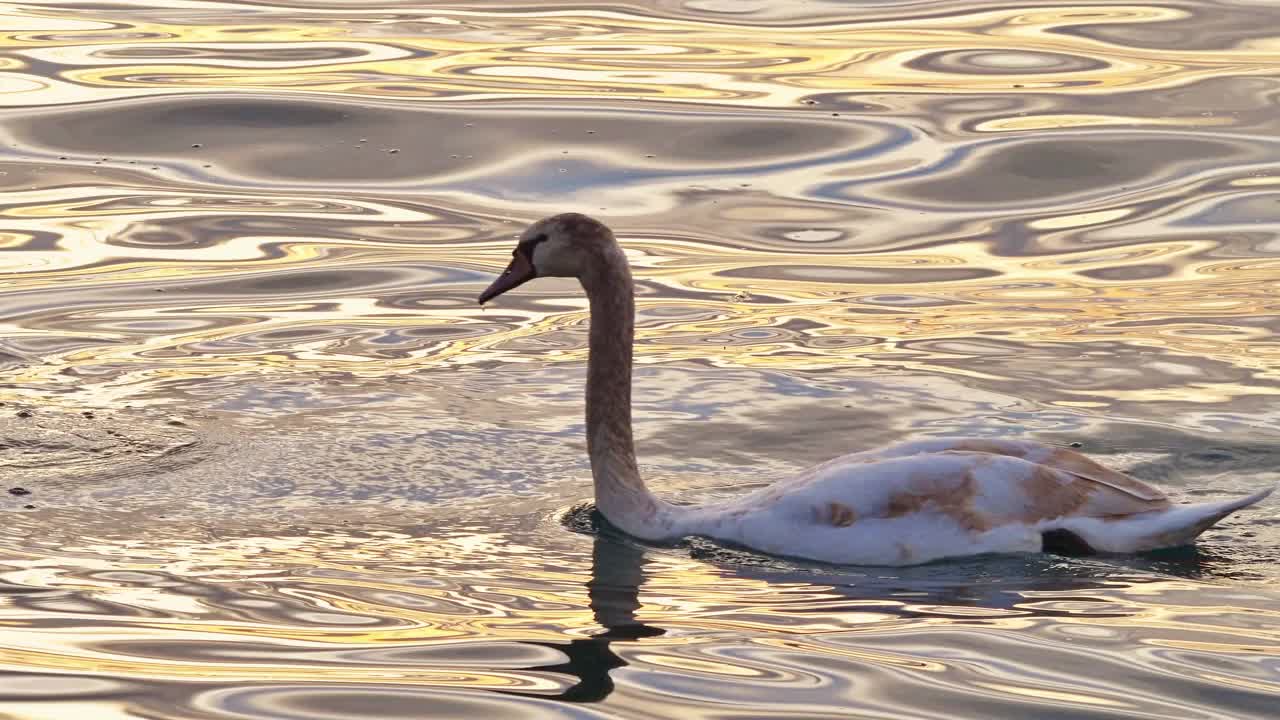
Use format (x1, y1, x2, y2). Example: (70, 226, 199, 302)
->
(479, 213, 1273, 566)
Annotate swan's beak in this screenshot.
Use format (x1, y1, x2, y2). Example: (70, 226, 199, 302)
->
(478, 253, 536, 304)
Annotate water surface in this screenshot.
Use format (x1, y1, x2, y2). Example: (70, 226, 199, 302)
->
(1, 1, 1279, 718)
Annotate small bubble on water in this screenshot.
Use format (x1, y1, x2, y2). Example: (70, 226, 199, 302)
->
(558, 168, 567, 173)
(191, 143, 202, 148)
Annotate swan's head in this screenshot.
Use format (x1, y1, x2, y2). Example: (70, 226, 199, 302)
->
(478, 213, 616, 304)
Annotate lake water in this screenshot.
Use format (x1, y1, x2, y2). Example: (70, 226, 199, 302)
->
(1, 1, 1279, 718)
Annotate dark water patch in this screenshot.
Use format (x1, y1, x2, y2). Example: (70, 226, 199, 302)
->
(1048, 3, 1280, 51)
(5, 96, 879, 185)
(881, 135, 1257, 206)
(0, 406, 211, 492)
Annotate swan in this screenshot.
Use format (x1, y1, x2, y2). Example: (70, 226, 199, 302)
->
(478, 213, 1274, 565)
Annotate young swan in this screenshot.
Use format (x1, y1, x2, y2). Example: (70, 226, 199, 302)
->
(478, 213, 1274, 565)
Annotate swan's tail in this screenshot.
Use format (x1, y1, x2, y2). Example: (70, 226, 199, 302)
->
(1052, 486, 1275, 554)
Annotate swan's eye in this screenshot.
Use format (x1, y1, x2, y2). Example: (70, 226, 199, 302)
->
(517, 233, 549, 258)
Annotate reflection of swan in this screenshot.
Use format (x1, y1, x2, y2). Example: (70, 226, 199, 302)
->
(501, 525, 662, 703)
(479, 213, 1274, 566)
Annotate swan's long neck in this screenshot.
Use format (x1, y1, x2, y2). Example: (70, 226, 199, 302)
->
(581, 248, 681, 540)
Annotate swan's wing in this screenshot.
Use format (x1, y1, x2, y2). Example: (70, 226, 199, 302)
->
(954, 439, 1167, 502)
(852, 437, 1167, 502)
(967, 453, 1171, 522)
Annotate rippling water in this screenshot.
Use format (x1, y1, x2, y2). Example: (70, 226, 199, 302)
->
(2, 0, 1279, 717)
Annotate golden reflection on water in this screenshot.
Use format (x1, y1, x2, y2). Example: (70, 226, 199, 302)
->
(4, 4, 1279, 107)
(4, 222, 1279, 411)
(1, 0, 1280, 718)
(3, 522, 1280, 717)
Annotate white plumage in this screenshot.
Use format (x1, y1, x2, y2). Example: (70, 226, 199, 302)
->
(670, 437, 1273, 565)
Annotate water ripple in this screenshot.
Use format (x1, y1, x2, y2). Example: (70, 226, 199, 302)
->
(1, 0, 1279, 718)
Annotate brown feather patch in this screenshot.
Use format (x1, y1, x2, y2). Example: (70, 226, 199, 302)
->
(884, 471, 991, 532)
(826, 502, 857, 527)
(1021, 464, 1094, 522)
